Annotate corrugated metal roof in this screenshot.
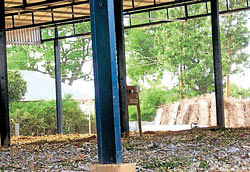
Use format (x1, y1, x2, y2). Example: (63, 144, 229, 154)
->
(4, 0, 176, 29)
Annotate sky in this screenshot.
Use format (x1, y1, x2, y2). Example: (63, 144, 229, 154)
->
(231, 67, 250, 89)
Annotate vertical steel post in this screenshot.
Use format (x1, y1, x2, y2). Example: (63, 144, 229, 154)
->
(114, 0, 129, 137)
(0, 0, 10, 146)
(136, 103, 142, 137)
(90, 0, 122, 164)
(22, 0, 27, 8)
(210, 0, 225, 127)
(54, 26, 63, 134)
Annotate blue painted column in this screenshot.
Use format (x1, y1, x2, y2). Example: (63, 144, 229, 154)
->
(0, 0, 10, 146)
(89, 0, 122, 164)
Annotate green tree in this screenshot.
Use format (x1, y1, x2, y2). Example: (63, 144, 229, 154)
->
(127, 10, 214, 98)
(220, 3, 249, 97)
(128, 86, 179, 121)
(229, 84, 250, 99)
(7, 23, 92, 85)
(8, 71, 27, 103)
(126, 4, 249, 99)
(9, 95, 95, 135)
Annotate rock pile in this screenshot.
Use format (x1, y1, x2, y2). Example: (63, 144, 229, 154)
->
(156, 93, 250, 128)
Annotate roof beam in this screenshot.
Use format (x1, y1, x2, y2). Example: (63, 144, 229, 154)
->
(5, 0, 89, 16)
(5, 16, 90, 30)
(10, 10, 89, 17)
(123, 0, 161, 3)
(7, 0, 72, 10)
(124, 0, 208, 15)
(124, 0, 198, 13)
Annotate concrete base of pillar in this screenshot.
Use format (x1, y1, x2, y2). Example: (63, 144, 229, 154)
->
(90, 163, 136, 172)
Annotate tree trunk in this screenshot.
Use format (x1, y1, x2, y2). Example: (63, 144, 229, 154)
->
(226, 71, 230, 97)
(179, 23, 184, 100)
(179, 64, 183, 100)
(226, 35, 231, 97)
(68, 39, 91, 86)
(68, 76, 75, 86)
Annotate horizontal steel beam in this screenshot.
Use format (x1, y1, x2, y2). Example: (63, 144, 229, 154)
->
(6, 0, 89, 16)
(124, 0, 208, 15)
(41, 32, 91, 42)
(7, 0, 75, 10)
(5, 16, 90, 31)
(124, 0, 208, 14)
(125, 7, 250, 29)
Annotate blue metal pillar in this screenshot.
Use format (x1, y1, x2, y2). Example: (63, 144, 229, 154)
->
(54, 26, 63, 134)
(0, 0, 10, 146)
(89, 0, 122, 164)
(210, 0, 225, 127)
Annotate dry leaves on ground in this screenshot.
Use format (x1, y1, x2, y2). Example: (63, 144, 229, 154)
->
(0, 128, 249, 171)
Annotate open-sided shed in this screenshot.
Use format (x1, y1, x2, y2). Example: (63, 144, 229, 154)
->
(0, 0, 249, 167)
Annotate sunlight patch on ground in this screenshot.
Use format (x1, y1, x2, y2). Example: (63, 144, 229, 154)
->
(11, 134, 96, 145)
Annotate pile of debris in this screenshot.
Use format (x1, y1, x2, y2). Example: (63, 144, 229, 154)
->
(155, 93, 250, 128)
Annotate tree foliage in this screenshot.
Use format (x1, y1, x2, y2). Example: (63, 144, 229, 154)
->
(8, 71, 27, 103)
(9, 95, 95, 136)
(219, 2, 250, 96)
(126, 3, 249, 120)
(7, 23, 92, 85)
(220, 11, 249, 74)
(229, 84, 250, 99)
(129, 86, 179, 121)
(127, 18, 214, 97)
(126, 4, 249, 99)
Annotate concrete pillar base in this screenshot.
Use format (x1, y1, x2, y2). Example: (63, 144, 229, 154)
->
(90, 163, 136, 172)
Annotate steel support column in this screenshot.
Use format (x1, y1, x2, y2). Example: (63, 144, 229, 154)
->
(90, 0, 122, 164)
(0, 0, 10, 146)
(210, 0, 225, 127)
(54, 26, 63, 134)
(114, 0, 129, 137)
